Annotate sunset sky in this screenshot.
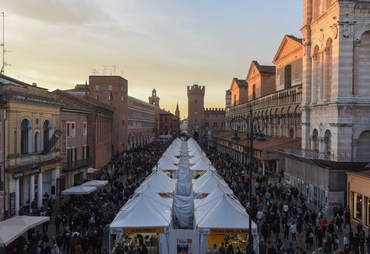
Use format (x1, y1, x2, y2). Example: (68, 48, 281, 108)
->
(1, 1, 302, 119)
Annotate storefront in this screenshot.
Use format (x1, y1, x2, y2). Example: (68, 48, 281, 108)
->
(347, 170, 370, 226)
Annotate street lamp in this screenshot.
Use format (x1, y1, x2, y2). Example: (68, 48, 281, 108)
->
(229, 105, 266, 254)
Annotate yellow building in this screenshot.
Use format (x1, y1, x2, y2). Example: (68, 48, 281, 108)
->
(0, 75, 61, 217)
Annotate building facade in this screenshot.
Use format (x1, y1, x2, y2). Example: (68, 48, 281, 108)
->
(54, 90, 114, 192)
(0, 74, 62, 217)
(210, 36, 303, 178)
(87, 76, 127, 154)
(284, 0, 370, 212)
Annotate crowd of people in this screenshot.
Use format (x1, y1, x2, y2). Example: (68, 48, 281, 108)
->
(7, 141, 172, 254)
(5, 138, 368, 254)
(204, 144, 369, 254)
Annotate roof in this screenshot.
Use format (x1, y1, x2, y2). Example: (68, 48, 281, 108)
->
(213, 130, 301, 158)
(233, 78, 248, 88)
(252, 61, 275, 74)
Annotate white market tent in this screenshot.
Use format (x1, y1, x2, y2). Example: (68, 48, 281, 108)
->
(61, 185, 96, 195)
(0, 216, 49, 246)
(110, 193, 171, 233)
(87, 167, 98, 173)
(81, 180, 109, 188)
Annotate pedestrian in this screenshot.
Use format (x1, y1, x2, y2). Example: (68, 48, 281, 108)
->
(54, 215, 62, 235)
(40, 242, 51, 254)
(210, 244, 220, 254)
(51, 244, 60, 254)
(290, 221, 297, 242)
(219, 242, 226, 254)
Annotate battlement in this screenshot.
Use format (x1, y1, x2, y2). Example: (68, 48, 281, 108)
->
(204, 108, 225, 113)
(187, 84, 205, 92)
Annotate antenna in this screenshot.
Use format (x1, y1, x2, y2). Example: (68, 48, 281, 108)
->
(113, 65, 116, 75)
(102, 65, 108, 75)
(1, 12, 10, 75)
(91, 69, 97, 75)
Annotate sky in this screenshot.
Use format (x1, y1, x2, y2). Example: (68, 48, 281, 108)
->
(1, 1, 302, 119)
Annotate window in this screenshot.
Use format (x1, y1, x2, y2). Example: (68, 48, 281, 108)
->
(95, 85, 99, 91)
(83, 122, 87, 136)
(96, 95, 100, 101)
(21, 119, 31, 154)
(43, 120, 51, 149)
(195, 99, 197, 104)
(285, 65, 292, 89)
(108, 85, 112, 91)
(252, 84, 256, 100)
(195, 118, 197, 123)
(34, 132, 40, 153)
(83, 146, 89, 159)
(213, 122, 218, 127)
(108, 95, 111, 100)
(353, 192, 363, 220)
(71, 122, 76, 137)
(66, 122, 71, 137)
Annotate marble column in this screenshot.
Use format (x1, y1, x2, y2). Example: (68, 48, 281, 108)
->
(30, 175, 35, 204)
(22, 176, 29, 206)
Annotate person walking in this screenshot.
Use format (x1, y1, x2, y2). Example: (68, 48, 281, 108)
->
(290, 221, 297, 242)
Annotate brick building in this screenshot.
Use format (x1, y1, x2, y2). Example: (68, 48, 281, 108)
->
(54, 90, 114, 191)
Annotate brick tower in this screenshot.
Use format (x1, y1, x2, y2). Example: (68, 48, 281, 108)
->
(187, 84, 205, 140)
(149, 88, 160, 140)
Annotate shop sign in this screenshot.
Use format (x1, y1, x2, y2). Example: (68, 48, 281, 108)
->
(9, 192, 15, 216)
(122, 227, 164, 234)
(209, 228, 249, 234)
(177, 239, 192, 254)
(13, 168, 41, 179)
(197, 228, 210, 234)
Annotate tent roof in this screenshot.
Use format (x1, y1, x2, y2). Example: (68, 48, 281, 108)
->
(81, 180, 108, 188)
(157, 157, 178, 170)
(61, 186, 96, 195)
(196, 194, 257, 230)
(0, 216, 49, 246)
(111, 195, 171, 232)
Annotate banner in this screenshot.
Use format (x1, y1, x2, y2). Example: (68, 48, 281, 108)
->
(41, 129, 63, 155)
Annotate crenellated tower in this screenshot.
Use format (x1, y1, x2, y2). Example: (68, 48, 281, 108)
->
(187, 84, 205, 140)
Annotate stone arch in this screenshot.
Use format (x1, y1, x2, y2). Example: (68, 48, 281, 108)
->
(323, 38, 333, 101)
(356, 131, 370, 161)
(323, 129, 332, 154)
(311, 128, 319, 151)
(354, 24, 370, 43)
(354, 30, 370, 97)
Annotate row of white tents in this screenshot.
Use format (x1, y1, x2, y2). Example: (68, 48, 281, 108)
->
(109, 138, 258, 254)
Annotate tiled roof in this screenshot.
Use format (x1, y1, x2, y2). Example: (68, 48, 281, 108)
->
(252, 61, 275, 74)
(233, 78, 248, 88)
(213, 130, 301, 151)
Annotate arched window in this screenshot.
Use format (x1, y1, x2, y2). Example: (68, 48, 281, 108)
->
(21, 119, 31, 154)
(43, 120, 51, 150)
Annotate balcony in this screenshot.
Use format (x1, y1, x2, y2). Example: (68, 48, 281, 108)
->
(283, 147, 370, 169)
(62, 157, 93, 172)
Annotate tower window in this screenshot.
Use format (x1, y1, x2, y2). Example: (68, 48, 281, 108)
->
(195, 99, 197, 104)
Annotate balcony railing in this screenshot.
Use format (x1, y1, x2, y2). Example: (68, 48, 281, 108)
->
(283, 147, 370, 162)
(62, 157, 93, 172)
